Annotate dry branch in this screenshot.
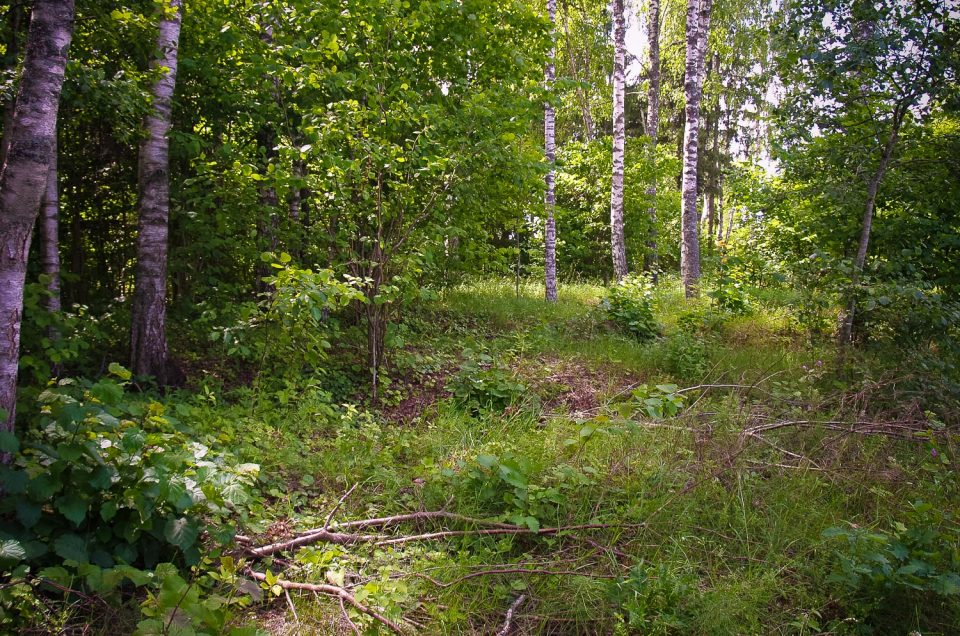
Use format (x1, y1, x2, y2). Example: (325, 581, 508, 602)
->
(248, 510, 637, 557)
(247, 570, 407, 634)
(495, 594, 527, 636)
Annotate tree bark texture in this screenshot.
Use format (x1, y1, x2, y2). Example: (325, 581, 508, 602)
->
(610, 0, 627, 281)
(0, 0, 74, 443)
(131, 0, 182, 384)
(837, 107, 904, 347)
(644, 0, 661, 280)
(680, 0, 712, 297)
(544, 0, 558, 302)
(41, 135, 61, 316)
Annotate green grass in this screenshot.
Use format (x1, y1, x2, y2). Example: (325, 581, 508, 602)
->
(162, 278, 960, 634)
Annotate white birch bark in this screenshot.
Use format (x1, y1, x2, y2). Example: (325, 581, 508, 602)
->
(544, 0, 558, 302)
(680, 0, 712, 297)
(131, 0, 182, 383)
(610, 0, 628, 281)
(0, 0, 74, 443)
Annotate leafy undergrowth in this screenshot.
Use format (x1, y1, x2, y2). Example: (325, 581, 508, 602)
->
(4, 278, 958, 635)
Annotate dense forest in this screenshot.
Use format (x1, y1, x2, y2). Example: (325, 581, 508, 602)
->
(0, 0, 958, 633)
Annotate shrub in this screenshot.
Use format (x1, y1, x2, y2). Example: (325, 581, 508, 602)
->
(663, 332, 709, 381)
(823, 499, 960, 631)
(0, 366, 259, 575)
(601, 274, 660, 341)
(450, 350, 527, 412)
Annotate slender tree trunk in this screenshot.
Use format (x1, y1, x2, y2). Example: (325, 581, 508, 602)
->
(561, 0, 595, 140)
(0, 0, 74, 449)
(544, 0, 558, 302)
(610, 0, 627, 281)
(41, 136, 61, 316)
(837, 108, 904, 348)
(680, 0, 712, 297)
(130, 0, 182, 384)
(724, 203, 735, 241)
(644, 0, 661, 281)
(706, 108, 719, 251)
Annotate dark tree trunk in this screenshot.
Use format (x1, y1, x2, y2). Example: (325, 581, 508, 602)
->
(644, 0, 661, 280)
(561, 0, 595, 140)
(41, 135, 61, 316)
(0, 0, 74, 449)
(130, 0, 182, 384)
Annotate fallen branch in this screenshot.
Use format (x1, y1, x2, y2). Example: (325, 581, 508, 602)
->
(374, 522, 634, 547)
(495, 594, 527, 636)
(247, 570, 406, 634)
(248, 511, 638, 557)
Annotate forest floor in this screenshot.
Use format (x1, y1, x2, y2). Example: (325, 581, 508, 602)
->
(206, 278, 957, 635)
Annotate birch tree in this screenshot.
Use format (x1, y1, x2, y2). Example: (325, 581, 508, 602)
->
(680, 0, 713, 297)
(545, 0, 559, 302)
(610, 0, 628, 281)
(130, 0, 182, 383)
(0, 0, 74, 444)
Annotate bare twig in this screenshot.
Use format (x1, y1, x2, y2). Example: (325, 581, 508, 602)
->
(284, 588, 300, 624)
(247, 570, 406, 634)
(339, 595, 361, 636)
(249, 512, 638, 557)
(495, 594, 527, 636)
(324, 483, 360, 531)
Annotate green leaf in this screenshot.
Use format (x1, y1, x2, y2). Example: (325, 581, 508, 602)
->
(164, 517, 199, 550)
(0, 539, 26, 563)
(16, 499, 42, 527)
(0, 431, 19, 454)
(56, 495, 88, 526)
(101, 501, 118, 521)
(108, 362, 133, 381)
(90, 379, 124, 405)
(89, 465, 115, 490)
(54, 533, 89, 563)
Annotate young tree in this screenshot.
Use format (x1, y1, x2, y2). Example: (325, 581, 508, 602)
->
(0, 0, 74, 445)
(545, 0, 559, 301)
(777, 0, 958, 346)
(644, 0, 662, 279)
(610, 0, 628, 281)
(679, 0, 713, 297)
(130, 0, 182, 383)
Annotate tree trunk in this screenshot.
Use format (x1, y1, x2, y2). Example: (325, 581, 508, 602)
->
(680, 0, 712, 298)
(644, 0, 661, 281)
(561, 0, 595, 140)
(610, 0, 627, 281)
(0, 0, 74, 448)
(41, 136, 62, 317)
(130, 0, 182, 384)
(544, 0, 558, 302)
(837, 107, 904, 348)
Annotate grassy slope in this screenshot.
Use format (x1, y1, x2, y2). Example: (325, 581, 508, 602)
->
(209, 277, 956, 635)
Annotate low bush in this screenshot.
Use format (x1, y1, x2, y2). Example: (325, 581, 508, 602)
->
(601, 274, 660, 341)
